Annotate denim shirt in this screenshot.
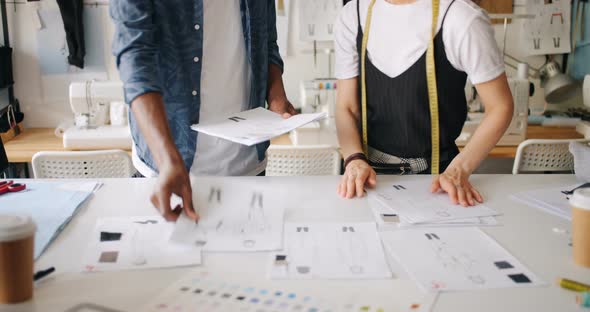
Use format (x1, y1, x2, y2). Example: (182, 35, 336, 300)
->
(110, 0, 283, 172)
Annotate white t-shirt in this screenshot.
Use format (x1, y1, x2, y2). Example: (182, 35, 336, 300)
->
(133, 0, 264, 177)
(334, 0, 505, 85)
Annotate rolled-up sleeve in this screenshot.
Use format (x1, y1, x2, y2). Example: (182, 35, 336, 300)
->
(110, 0, 161, 105)
(267, 0, 284, 72)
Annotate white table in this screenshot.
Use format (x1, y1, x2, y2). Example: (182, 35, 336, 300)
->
(3, 175, 589, 312)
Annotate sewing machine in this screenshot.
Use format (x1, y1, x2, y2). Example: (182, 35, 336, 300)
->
(62, 81, 132, 150)
(457, 77, 530, 146)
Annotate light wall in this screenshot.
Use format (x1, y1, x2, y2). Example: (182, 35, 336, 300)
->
(0, 0, 583, 129)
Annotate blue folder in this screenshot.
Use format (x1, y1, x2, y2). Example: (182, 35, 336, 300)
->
(0, 182, 94, 259)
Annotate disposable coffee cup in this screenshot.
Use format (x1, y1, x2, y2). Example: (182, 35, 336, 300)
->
(571, 188, 590, 268)
(0, 214, 36, 304)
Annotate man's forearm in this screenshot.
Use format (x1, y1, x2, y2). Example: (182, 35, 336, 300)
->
(130, 92, 183, 168)
(267, 64, 288, 104)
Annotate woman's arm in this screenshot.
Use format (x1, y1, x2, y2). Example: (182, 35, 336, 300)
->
(336, 78, 377, 198)
(431, 73, 514, 206)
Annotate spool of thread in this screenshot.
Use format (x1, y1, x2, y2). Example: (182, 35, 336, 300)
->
(577, 292, 590, 308)
(558, 278, 590, 292)
(517, 63, 529, 80)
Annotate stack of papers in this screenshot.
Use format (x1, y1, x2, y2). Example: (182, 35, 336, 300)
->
(268, 222, 392, 279)
(511, 183, 589, 221)
(81, 216, 201, 272)
(367, 180, 500, 229)
(191, 107, 327, 146)
(0, 181, 99, 258)
(381, 227, 544, 292)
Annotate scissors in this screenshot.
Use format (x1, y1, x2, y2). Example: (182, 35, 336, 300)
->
(0, 181, 27, 195)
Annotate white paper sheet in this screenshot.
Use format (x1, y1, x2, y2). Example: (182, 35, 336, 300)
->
(297, 0, 342, 42)
(81, 216, 201, 272)
(368, 196, 499, 229)
(511, 184, 589, 221)
(522, 0, 572, 55)
(268, 222, 392, 279)
(368, 181, 500, 224)
(191, 108, 326, 146)
(170, 182, 285, 252)
(381, 227, 544, 292)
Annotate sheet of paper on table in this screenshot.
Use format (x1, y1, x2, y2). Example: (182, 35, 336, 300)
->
(81, 216, 201, 272)
(367, 181, 500, 224)
(0, 181, 99, 259)
(511, 183, 590, 221)
(190, 107, 327, 146)
(170, 181, 285, 252)
(381, 227, 545, 292)
(268, 222, 392, 279)
(141, 270, 432, 312)
(367, 195, 499, 230)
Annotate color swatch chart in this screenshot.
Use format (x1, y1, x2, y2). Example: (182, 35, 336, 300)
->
(143, 271, 385, 312)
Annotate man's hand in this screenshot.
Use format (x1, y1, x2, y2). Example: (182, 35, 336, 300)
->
(337, 159, 377, 198)
(269, 98, 297, 119)
(151, 161, 199, 222)
(430, 165, 483, 207)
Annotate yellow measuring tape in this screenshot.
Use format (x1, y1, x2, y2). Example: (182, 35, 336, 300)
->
(361, 0, 441, 175)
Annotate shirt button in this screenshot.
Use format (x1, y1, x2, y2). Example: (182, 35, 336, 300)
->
(194, 56, 200, 63)
(192, 90, 197, 96)
(194, 24, 200, 30)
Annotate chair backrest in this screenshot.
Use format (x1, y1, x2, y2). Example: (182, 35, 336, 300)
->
(512, 139, 589, 174)
(266, 145, 341, 176)
(32, 150, 135, 179)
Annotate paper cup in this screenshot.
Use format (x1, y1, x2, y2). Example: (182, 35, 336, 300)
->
(571, 188, 590, 268)
(0, 214, 36, 304)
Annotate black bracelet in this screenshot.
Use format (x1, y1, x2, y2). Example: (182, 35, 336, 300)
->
(344, 153, 368, 170)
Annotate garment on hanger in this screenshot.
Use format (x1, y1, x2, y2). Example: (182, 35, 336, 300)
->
(56, 0, 85, 68)
(0, 46, 13, 89)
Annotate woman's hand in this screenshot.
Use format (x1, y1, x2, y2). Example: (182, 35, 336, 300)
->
(338, 160, 377, 198)
(430, 165, 483, 207)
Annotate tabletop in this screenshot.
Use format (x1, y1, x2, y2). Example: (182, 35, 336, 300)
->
(271, 125, 585, 159)
(3, 128, 131, 163)
(2, 126, 584, 163)
(2, 175, 588, 312)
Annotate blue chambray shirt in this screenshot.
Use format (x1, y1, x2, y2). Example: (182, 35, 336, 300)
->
(110, 0, 283, 173)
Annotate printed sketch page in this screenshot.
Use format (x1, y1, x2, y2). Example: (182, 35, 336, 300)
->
(368, 195, 499, 229)
(522, 0, 571, 55)
(367, 181, 500, 224)
(81, 216, 202, 272)
(171, 181, 286, 252)
(191, 107, 327, 146)
(381, 227, 545, 292)
(268, 222, 392, 279)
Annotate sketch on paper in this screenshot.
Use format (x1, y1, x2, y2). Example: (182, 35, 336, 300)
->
(522, 0, 571, 55)
(170, 183, 285, 252)
(367, 181, 500, 225)
(381, 227, 544, 292)
(82, 216, 201, 272)
(298, 0, 342, 42)
(269, 223, 392, 279)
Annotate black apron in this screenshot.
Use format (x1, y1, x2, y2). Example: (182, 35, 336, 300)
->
(356, 0, 468, 174)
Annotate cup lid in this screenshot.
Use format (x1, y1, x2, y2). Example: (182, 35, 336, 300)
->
(570, 188, 590, 210)
(0, 214, 36, 242)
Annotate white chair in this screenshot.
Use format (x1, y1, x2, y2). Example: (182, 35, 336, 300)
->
(512, 139, 589, 174)
(32, 150, 135, 179)
(266, 145, 341, 176)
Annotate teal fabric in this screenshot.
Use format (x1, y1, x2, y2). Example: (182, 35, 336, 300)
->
(571, 0, 590, 80)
